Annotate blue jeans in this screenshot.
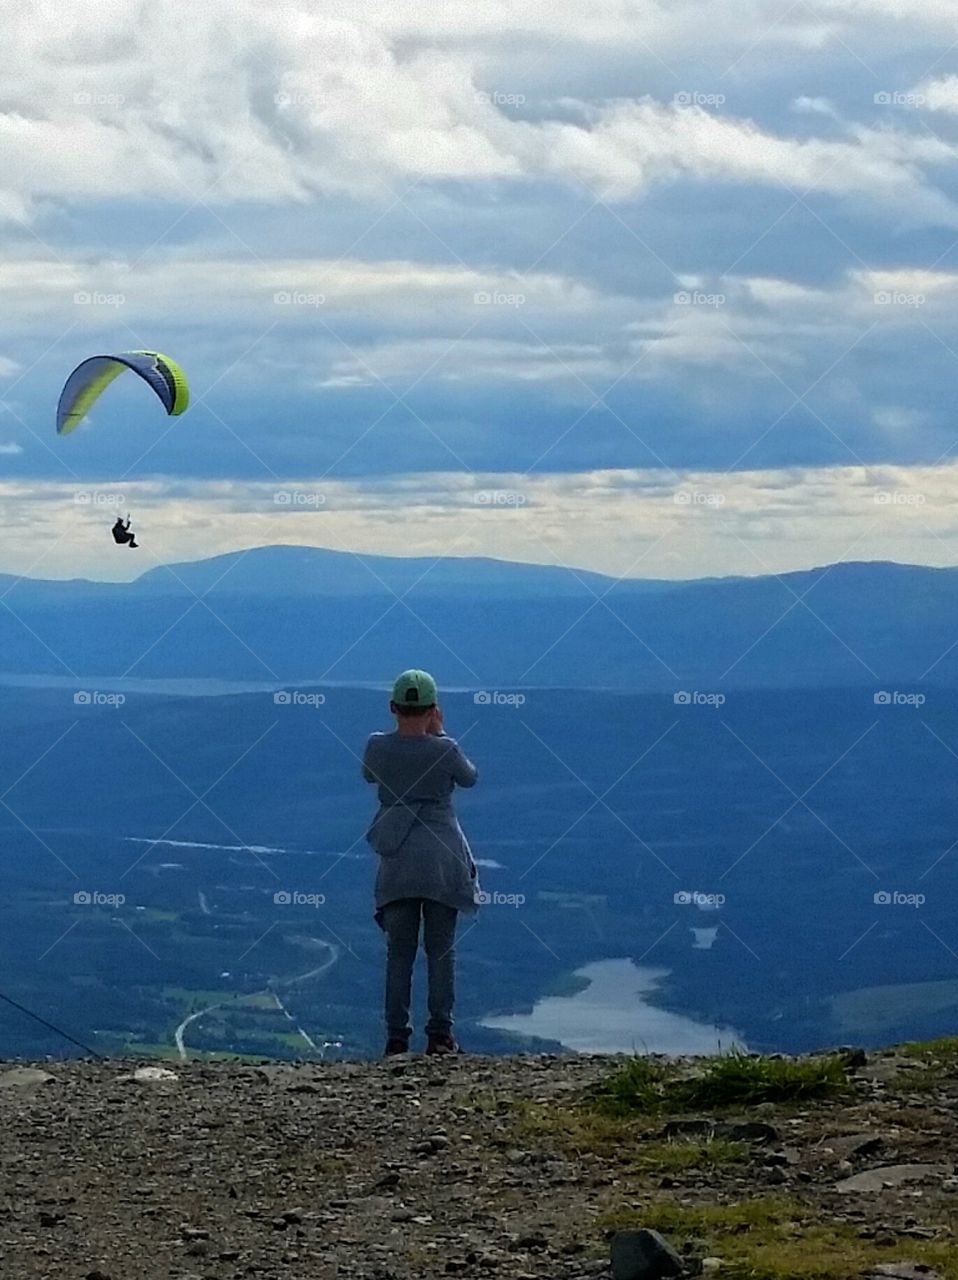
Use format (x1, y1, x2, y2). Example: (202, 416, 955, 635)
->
(381, 897, 458, 1041)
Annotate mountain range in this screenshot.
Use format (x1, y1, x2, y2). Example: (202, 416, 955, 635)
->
(0, 546, 954, 691)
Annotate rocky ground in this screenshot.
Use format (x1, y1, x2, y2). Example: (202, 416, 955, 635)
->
(0, 1044, 957, 1279)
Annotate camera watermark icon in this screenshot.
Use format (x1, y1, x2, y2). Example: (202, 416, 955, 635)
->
(74, 890, 126, 907)
(474, 89, 526, 107)
(874, 290, 925, 307)
(473, 290, 526, 307)
(674, 690, 726, 707)
(74, 489, 125, 507)
(474, 690, 526, 708)
(273, 690, 326, 708)
(73, 690, 125, 707)
(273, 889, 325, 907)
(475, 890, 525, 907)
(874, 90, 927, 107)
(74, 90, 125, 108)
(474, 490, 527, 507)
(673, 290, 726, 307)
(673, 91, 726, 109)
(274, 89, 324, 108)
(73, 291, 125, 307)
(273, 290, 326, 307)
(874, 490, 925, 506)
(674, 890, 726, 907)
(873, 690, 925, 707)
(874, 890, 925, 907)
(273, 489, 326, 507)
(674, 489, 725, 506)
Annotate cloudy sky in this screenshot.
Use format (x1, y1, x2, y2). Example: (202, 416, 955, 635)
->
(3, 0, 958, 580)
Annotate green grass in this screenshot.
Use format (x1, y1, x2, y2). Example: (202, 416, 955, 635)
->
(587, 1056, 670, 1115)
(899, 1034, 958, 1061)
(589, 1051, 849, 1116)
(599, 1198, 958, 1280)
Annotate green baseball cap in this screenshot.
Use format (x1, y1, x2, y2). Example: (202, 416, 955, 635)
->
(392, 669, 438, 708)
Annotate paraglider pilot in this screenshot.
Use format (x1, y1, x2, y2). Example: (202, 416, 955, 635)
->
(111, 514, 138, 548)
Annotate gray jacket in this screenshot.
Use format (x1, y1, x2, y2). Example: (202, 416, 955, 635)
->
(362, 731, 479, 920)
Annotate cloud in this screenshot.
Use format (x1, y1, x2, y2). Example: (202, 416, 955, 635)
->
(2, 460, 958, 582)
(2, 0, 956, 226)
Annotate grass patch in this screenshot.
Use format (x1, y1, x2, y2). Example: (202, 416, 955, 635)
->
(900, 1035, 958, 1061)
(589, 1051, 849, 1116)
(636, 1137, 748, 1171)
(516, 1100, 746, 1171)
(599, 1199, 958, 1280)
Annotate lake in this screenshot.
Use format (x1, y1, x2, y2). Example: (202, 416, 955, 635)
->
(481, 957, 746, 1055)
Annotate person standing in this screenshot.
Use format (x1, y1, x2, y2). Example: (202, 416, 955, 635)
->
(362, 669, 479, 1056)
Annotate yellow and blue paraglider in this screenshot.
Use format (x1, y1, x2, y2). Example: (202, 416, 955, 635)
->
(57, 350, 189, 548)
(56, 350, 189, 436)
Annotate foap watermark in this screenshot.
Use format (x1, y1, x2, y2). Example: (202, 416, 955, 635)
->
(74, 290, 125, 308)
(274, 89, 324, 108)
(673, 91, 726, 109)
(273, 889, 326, 907)
(674, 890, 726, 907)
(874, 890, 925, 907)
(474, 290, 526, 307)
(874, 490, 925, 506)
(475, 89, 526, 107)
(874, 90, 927, 108)
(274, 690, 326, 708)
(273, 290, 326, 307)
(74, 489, 125, 507)
(74, 890, 126, 907)
(74, 690, 125, 707)
(874, 690, 925, 707)
(674, 289, 725, 307)
(674, 690, 726, 707)
(475, 489, 527, 507)
(475, 890, 525, 907)
(674, 489, 726, 506)
(274, 489, 326, 507)
(874, 290, 925, 308)
(474, 690, 526, 708)
(74, 90, 125, 108)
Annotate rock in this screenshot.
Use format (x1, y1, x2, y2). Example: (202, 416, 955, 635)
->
(610, 1229, 685, 1280)
(765, 1167, 788, 1185)
(718, 1121, 779, 1144)
(837, 1164, 949, 1194)
(702, 1260, 723, 1273)
(120, 1066, 178, 1084)
(827, 1133, 884, 1160)
(868, 1266, 942, 1279)
(0, 1067, 54, 1090)
(85, 1272, 111, 1280)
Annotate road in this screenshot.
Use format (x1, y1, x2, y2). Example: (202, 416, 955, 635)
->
(172, 939, 340, 1061)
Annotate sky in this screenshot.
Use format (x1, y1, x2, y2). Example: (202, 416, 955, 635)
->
(3, 0, 958, 580)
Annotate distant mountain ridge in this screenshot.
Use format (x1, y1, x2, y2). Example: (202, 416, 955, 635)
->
(0, 547, 956, 690)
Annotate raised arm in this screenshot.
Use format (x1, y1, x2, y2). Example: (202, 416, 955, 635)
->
(442, 737, 478, 788)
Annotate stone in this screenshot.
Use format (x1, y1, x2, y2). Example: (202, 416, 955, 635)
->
(0, 1067, 53, 1090)
(868, 1266, 942, 1279)
(610, 1229, 685, 1280)
(837, 1165, 949, 1194)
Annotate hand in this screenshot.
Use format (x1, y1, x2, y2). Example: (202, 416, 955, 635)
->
(428, 705, 444, 735)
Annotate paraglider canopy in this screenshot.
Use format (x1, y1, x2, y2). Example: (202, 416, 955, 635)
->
(56, 351, 189, 436)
